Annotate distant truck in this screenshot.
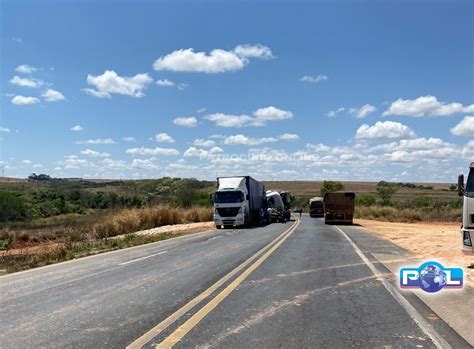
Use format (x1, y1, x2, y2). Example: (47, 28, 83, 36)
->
(323, 192, 355, 224)
(309, 197, 324, 217)
(458, 162, 474, 254)
(280, 191, 292, 221)
(213, 176, 266, 229)
(266, 190, 287, 223)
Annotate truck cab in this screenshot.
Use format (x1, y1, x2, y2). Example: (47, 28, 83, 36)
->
(213, 176, 266, 228)
(458, 162, 474, 254)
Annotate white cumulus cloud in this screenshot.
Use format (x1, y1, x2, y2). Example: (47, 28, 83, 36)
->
(450, 116, 474, 137)
(155, 133, 175, 143)
(205, 113, 254, 128)
(0, 127, 11, 133)
(279, 133, 300, 141)
(123, 136, 136, 142)
(76, 138, 116, 145)
(193, 139, 216, 147)
(355, 121, 416, 140)
(253, 106, 293, 121)
(184, 147, 209, 158)
(223, 134, 278, 146)
(173, 117, 197, 127)
(9, 76, 44, 88)
(15, 64, 36, 74)
(349, 104, 376, 118)
(84, 70, 152, 98)
(153, 44, 273, 73)
(383, 95, 474, 117)
(131, 158, 160, 170)
(80, 149, 111, 157)
(126, 147, 179, 156)
(42, 88, 65, 102)
(11, 95, 40, 105)
(233, 44, 274, 59)
(70, 125, 83, 132)
(205, 106, 293, 128)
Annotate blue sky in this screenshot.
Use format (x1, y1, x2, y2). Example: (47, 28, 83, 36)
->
(1, 0, 473, 182)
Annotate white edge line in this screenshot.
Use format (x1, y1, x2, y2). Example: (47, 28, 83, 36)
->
(334, 225, 451, 349)
(118, 251, 168, 266)
(0, 228, 216, 280)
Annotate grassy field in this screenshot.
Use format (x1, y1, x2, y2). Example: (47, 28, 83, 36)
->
(265, 180, 458, 201)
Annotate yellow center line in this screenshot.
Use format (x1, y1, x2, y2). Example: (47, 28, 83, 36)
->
(156, 219, 300, 349)
(126, 219, 299, 349)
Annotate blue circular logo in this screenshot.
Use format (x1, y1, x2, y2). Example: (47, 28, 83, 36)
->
(419, 263, 447, 293)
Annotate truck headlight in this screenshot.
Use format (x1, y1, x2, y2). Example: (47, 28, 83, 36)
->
(463, 230, 472, 247)
(214, 208, 218, 214)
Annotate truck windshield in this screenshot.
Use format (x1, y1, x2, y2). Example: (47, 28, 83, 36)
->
(214, 191, 243, 203)
(467, 168, 474, 193)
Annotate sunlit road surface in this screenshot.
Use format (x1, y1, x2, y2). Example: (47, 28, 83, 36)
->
(0, 216, 470, 348)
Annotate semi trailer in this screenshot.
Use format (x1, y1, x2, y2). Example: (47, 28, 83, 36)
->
(213, 176, 266, 228)
(309, 197, 324, 217)
(458, 162, 474, 254)
(323, 192, 355, 224)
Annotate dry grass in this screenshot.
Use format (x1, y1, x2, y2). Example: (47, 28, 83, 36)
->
(0, 205, 212, 273)
(0, 232, 178, 273)
(0, 205, 212, 249)
(355, 205, 462, 223)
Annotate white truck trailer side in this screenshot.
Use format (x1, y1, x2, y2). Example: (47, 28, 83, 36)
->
(458, 162, 474, 254)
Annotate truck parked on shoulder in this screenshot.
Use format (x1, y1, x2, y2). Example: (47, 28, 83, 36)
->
(323, 192, 355, 224)
(458, 162, 474, 254)
(309, 197, 324, 217)
(213, 176, 266, 229)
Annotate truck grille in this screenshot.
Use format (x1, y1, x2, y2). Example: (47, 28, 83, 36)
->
(217, 207, 240, 217)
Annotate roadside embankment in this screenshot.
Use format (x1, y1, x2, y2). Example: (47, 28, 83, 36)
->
(0, 211, 213, 273)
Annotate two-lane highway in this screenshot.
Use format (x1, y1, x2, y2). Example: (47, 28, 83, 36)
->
(0, 217, 470, 348)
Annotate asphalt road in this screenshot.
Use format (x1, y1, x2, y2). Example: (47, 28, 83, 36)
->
(0, 216, 470, 348)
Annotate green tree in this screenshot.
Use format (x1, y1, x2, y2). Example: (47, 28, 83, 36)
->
(0, 190, 30, 221)
(320, 181, 345, 197)
(355, 193, 376, 206)
(376, 185, 398, 205)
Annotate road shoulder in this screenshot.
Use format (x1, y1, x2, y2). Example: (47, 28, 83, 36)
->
(341, 223, 474, 346)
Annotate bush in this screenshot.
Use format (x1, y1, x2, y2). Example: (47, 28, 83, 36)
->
(0, 240, 10, 250)
(411, 196, 434, 209)
(376, 185, 398, 205)
(355, 194, 376, 207)
(0, 190, 30, 221)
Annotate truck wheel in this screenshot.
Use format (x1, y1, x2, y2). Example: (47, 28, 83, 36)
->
(216, 225, 222, 229)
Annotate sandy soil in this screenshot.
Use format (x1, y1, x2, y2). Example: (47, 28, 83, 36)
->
(130, 221, 214, 237)
(355, 219, 474, 286)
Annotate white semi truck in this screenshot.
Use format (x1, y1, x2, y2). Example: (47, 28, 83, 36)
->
(458, 162, 474, 254)
(213, 176, 266, 228)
